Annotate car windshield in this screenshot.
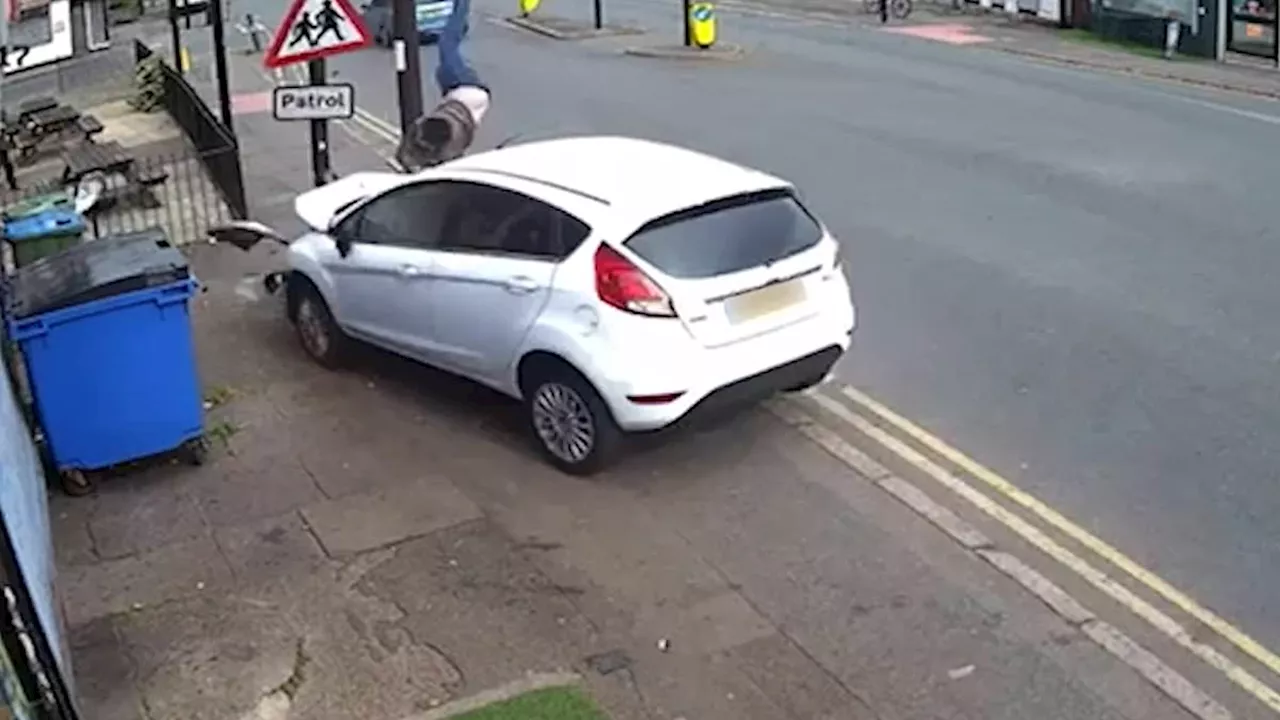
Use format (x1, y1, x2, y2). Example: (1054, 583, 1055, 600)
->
(623, 189, 823, 279)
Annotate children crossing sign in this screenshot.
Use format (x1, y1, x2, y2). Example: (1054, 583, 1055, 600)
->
(263, 0, 373, 68)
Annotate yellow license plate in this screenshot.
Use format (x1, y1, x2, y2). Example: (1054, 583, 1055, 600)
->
(726, 280, 806, 324)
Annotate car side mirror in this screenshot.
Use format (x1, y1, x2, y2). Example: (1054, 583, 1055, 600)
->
(334, 233, 353, 259)
(326, 217, 352, 258)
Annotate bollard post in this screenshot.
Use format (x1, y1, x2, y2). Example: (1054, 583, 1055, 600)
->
(688, 2, 716, 47)
(593, 0, 603, 28)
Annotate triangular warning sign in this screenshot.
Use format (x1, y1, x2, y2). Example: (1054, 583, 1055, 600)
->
(264, 0, 373, 69)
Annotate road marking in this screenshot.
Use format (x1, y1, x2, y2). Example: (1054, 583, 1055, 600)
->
(803, 386, 1280, 714)
(770, 395, 1234, 720)
(838, 384, 1280, 681)
(1166, 94, 1280, 126)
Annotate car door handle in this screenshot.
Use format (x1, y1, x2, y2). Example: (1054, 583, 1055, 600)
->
(504, 276, 540, 294)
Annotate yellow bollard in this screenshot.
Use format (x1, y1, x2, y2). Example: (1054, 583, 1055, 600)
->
(688, 2, 716, 48)
(180, 46, 192, 72)
(518, 0, 540, 16)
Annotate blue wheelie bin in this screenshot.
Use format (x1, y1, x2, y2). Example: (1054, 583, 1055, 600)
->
(2, 228, 204, 494)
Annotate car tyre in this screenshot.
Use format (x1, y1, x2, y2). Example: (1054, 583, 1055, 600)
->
(523, 363, 621, 476)
(292, 281, 350, 369)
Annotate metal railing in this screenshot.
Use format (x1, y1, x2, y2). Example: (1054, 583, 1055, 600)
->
(133, 40, 247, 218)
(0, 147, 232, 247)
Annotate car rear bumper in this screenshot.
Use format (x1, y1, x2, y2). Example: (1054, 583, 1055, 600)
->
(602, 310, 854, 432)
(674, 344, 844, 428)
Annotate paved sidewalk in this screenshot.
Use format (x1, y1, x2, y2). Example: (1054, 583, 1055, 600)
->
(51, 48, 1198, 720)
(962, 13, 1280, 99)
(733, 0, 1280, 97)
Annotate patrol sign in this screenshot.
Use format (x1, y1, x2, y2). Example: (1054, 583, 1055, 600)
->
(273, 84, 355, 120)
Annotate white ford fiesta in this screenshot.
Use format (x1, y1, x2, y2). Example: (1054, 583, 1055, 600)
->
(223, 136, 856, 474)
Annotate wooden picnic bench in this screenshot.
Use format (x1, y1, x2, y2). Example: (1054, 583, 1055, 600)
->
(16, 96, 57, 120)
(8, 105, 104, 163)
(61, 141, 168, 213)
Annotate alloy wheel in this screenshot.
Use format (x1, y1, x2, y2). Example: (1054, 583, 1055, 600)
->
(531, 382, 596, 464)
(296, 297, 330, 359)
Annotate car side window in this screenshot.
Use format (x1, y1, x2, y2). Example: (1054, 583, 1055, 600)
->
(437, 183, 590, 260)
(342, 182, 449, 250)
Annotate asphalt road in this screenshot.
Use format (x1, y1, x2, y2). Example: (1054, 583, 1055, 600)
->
(232, 0, 1280, 661)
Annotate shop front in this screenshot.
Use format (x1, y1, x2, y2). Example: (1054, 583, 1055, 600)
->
(3, 0, 111, 76)
(1226, 0, 1277, 57)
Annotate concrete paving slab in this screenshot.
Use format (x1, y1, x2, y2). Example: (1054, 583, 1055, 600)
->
(61, 536, 234, 626)
(113, 592, 301, 720)
(67, 618, 145, 720)
(213, 511, 328, 585)
(301, 476, 482, 557)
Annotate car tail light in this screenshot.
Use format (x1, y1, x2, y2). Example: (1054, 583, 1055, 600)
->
(594, 245, 676, 317)
(824, 244, 845, 280)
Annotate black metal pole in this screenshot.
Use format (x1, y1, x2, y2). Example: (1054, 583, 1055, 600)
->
(392, 0, 424, 135)
(593, 0, 603, 29)
(1273, 9, 1279, 68)
(682, 0, 691, 45)
(309, 59, 331, 187)
(879, 0, 887, 22)
(210, 0, 234, 134)
(168, 0, 183, 75)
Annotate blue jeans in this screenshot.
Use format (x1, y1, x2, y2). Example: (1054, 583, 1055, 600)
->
(435, 0, 482, 94)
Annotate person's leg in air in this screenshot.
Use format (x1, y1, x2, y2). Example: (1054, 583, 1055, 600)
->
(395, 0, 490, 170)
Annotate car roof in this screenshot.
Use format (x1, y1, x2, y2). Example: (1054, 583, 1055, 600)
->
(442, 136, 793, 223)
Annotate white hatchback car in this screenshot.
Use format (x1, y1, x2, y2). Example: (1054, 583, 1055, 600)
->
(244, 136, 855, 474)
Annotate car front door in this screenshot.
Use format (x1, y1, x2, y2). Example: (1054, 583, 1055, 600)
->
(324, 182, 450, 359)
(426, 182, 590, 382)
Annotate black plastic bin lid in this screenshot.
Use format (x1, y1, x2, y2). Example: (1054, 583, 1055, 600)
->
(3, 228, 190, 321)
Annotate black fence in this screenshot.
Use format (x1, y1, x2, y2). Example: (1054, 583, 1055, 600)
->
(0, 147, 233, 248)
(134, 40, 247, 218)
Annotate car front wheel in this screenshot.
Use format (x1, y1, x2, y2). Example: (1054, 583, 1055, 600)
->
(292, 282, 349, 369)
(524, 365, 621, 476)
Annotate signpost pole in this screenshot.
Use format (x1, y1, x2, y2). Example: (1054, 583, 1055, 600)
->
(682, 0, 691, 45)
(210, 0, 235, 133)
(308, 58, 332, 187)
(593, 0, 603, 29)
(169, 0, 184, 75)
(392, 0, 424, 136)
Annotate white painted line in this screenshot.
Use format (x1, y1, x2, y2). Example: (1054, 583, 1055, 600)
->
(837, 384, 1280, 706)
(774, 394, 1241, 720)
(876, 474, 993, 550)
(976, 548, 1095, 626)
(1168, 94, 1280, 126)
(768, 400, 891, 480)
(1083, 620, 1233, 720)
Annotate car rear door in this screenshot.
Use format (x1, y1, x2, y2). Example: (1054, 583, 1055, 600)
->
(619, 188, 835, 349)
(424, 182, 589, 382)
(324, 182, 451, 358)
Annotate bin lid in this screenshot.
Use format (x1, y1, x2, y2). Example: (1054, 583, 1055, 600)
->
(2, 209, 85, 242)
(3, 228, 190, 320)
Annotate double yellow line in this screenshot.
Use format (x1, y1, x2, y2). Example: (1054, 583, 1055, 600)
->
(789, 384, 1280, 717)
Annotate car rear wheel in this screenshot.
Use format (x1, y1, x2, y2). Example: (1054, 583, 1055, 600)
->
(292, 282, 349, 369)
(524, 364, 621, 476)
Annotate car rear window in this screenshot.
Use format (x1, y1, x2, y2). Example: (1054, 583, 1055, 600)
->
(622, 189, 824, 279)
